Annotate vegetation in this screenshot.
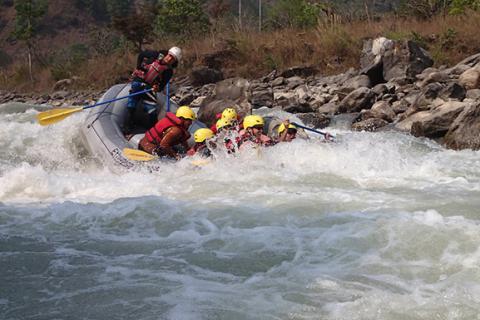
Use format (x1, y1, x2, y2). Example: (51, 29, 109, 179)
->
(1, 0, 480, 92)
(11, 0, 48, 82)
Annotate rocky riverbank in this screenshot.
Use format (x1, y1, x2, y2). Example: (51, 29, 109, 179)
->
(173, 37, 480, 151)
(2, 37, 480, 150)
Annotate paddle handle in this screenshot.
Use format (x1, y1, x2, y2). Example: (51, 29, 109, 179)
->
(82, 88, 153, 110)
(291, 122, 328, 136)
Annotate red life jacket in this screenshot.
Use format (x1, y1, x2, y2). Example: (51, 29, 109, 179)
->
(145, 112, 185, 144)
(143, 60, 168, 84)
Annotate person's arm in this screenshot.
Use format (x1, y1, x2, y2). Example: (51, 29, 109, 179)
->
(159, 127, 183, 158)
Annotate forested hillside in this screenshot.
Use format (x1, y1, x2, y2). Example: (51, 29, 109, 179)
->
(1, 0, 479, 92)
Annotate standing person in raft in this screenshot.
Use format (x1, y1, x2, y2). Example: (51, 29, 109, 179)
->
(138, 106, 195, 160)
(124, 46, 182, 134)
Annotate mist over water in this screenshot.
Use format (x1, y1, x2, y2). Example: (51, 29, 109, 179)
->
(1, 103, 480, 319)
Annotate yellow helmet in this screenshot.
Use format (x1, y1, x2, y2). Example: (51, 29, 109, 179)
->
(221, 108, 237, 121)
(278, 123, 297, 133)
(216, 117, 234, 130)
(243, 115, 264, 130)
(176, 106, 196, 120)
(194, 128, 214, 143)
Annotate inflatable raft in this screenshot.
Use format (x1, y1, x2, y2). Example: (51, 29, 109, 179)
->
(80, 84, 205, 170)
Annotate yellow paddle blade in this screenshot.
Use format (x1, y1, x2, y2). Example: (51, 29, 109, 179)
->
(191, 159, 211, 166)
(37, 107, 83, 126)
(122, 148, 156, 161)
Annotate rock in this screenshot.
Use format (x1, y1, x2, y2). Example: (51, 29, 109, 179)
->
(410, 82, 444, 112)
(395, 111, 432, 132)
(418, 71, 449, 87)
(190, 67, 224, 86)
(371, 100, 396, 122)
(280, 66, 317, 78)
(274, 91, 298, 108)
(250, 88, 274, 108)
(439, 82, 466, 101)
(466, 89, 480, 100)
(457, 53, 480, 68)
(296, 113, 330, 129)
(285, 76, 304, 90)
(410, 101, 467, 138)
(284, 103, 314, 114)
(392, 100, 409, 114)
(197, 77, 251, 125)
(383, 40, 433, 82)
(360, 37, 393, 85)
(444, 102, 480, 150)
(174, 86, 195, 105)
(342, 74, 372, 92)
(352, 118, 389, 132)
(51, 90, 69, 99)
(338, 87, 376, 113)
(53, 78, 75, 91)
(371, 83, 389, 97)
(316, 102, 340, 115)
(271, 77, 285, 87)
(458, 67, 480, 90)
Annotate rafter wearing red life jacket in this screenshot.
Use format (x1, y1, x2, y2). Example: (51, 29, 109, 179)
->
(145, 112, 189, 144)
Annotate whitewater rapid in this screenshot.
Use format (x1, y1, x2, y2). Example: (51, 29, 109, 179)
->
(1, 102, 480, 319)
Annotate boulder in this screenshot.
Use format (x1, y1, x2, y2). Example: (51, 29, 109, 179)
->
(338, 87, 376, 113)
(296, 113, 331, 129)
(395, 111, 432, 132)
(352, 118, 389, 132)
(197, 78, 251, 125)
(316, 102, 340, 115)
(439, 82, 466, 101)
(444, 102, 480, 150)
(360, 37, 393, 85)
(250, 88, 274, 108)
(458, 67, 480, 90)
(341, 75, 372, 93)
(383, 40, 433, 82)
(410, 101, 467, 138)
(190, 67, 224, 87)
(370, 100, 396, 122)
(280, 66, 317, 78)
(466, 89, 480, 100)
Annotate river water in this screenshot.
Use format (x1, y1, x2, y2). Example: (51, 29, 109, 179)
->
(1, 103, 480, 319)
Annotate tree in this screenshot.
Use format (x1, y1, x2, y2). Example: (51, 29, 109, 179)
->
(12, 0, 48, 82)
(155, 0, 210, 38)
(266, 0, 322, 29)
(111, 2, 157, 52)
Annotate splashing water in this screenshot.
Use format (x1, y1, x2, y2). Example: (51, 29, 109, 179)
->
(1, 103, 480, 319)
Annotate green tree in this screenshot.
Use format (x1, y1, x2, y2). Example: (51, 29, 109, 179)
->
(155, 0, 210, 37)
(449, 0, 480, 13)
(111, 2, 157, 51)
(12, 0, 48, 82)
(266, 0, 322, 29)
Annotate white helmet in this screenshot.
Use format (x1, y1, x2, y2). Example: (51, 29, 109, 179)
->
(168, 46, 182, 62)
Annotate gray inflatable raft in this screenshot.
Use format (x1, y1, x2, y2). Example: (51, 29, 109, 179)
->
(80, 84, 205, 170)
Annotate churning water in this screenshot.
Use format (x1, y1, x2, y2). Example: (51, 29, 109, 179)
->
(1, 103, 480, 319)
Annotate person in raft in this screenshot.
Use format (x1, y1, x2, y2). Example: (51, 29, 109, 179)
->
(237, 115, 273, 148)
(210, 107, 242, 134)
(187, 128, 216, 158)
(138, 106, 195, 160)
(124, 46, 182, 133)
(277, 120, 298, 142)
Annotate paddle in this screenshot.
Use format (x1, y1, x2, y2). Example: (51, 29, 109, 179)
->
(291, 122, 336, 142)
(123, 148, 210, 166)
(123, 148, 156, 161)
(37, 88, 152, 126)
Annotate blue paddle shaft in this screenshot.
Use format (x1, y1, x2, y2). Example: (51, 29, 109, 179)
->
(82, 88, 153, 110)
